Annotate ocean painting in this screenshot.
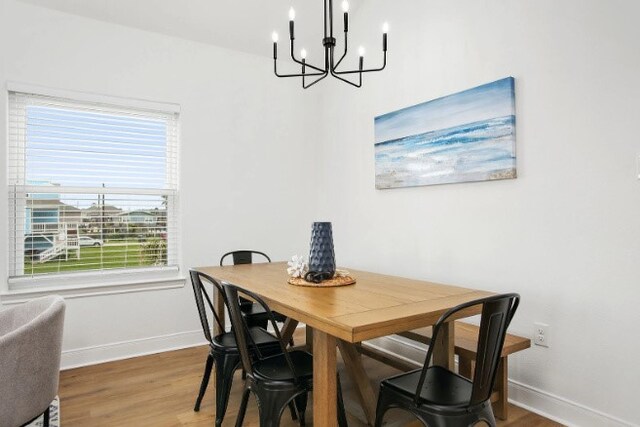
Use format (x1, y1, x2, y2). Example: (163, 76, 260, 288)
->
(374, 77, 516, 189)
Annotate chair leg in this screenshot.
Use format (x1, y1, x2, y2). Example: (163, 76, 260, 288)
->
(480, 404, 498, 427)
(414, 407, 485, 427)
(374, 387, 393, 427)
(43, 407, 50, 427)
(235, 388, 251, 427)
(288, 401, 299, 421)
(194, 353, 214, 411)
(255, 389, 300, 427)
(215, 353, 240, 427)
(294, 392, 308, 426)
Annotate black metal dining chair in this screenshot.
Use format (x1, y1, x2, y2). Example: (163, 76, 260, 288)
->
(374, 293, 520, 427)
(189, 270, 283, 427)
(223, 283, 349, 427)
(220, 250, 289, 328)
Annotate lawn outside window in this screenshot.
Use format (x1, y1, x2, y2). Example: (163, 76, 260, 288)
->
(7, 85, 181, 292)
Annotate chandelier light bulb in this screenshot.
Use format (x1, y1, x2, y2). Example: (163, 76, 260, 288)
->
(272, 31, 279, 43)
(289, 7, 296, 21)
(301, 49, 307, 59)
(383, 22, 389, 33)
(358, 46, 366, 57)
(341, 1, 349, 13)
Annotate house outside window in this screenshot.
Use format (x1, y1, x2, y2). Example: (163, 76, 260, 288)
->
(7, 87, 180, 290)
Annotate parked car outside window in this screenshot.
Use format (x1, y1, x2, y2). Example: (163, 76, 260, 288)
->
(78, 236, 104, 247)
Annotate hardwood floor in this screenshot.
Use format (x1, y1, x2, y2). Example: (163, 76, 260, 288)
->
(59, 330, 562, 426)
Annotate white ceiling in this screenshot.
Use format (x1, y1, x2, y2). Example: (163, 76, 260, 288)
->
(17, 0, 363, 58)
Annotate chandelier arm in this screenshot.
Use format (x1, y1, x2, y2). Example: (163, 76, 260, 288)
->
(274, 60, 326, 78)
(329, 49, 362, 87)
(303, 71, 329, 89)
(329, 68, 362, 88)
(333, 52, 387, 75)
(327, 48, 362, 87)
(275, 70, 326, 78)
(333, 32, 349, 70)
(289, 40, 326, 73)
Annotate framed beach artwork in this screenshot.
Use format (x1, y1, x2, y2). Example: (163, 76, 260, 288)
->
(374, 77, 516, 189)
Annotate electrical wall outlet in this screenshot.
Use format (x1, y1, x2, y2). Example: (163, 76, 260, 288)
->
(534, 322, 549, 347)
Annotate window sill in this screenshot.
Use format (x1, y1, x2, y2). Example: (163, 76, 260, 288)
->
(1, 275, 185, 304)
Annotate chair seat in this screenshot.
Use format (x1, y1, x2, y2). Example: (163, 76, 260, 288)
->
(241, 302, 288, 323)
(213, 327, 279, 349)
(253, 350, 313, 381)
(383, 366, 473, 407)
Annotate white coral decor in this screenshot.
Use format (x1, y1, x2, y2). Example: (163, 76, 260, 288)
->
(287, 255, 309, 278)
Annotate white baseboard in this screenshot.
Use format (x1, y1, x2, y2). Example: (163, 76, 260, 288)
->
(365, 335, 634, 427)
(61, 321, 306, 371)
(508, 380, 634, 427)
(61, 329, 206, 370)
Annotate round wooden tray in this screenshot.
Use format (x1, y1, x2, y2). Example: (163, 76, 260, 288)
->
(287, 275, 356, 288)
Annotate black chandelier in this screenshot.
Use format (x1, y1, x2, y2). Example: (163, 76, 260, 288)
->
(271, 0, 388, 89)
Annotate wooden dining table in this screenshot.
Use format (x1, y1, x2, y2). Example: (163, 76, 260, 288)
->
(195, 262, 493, 427)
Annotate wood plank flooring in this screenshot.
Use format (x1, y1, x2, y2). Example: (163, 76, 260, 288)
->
(59, 330, 562, 426)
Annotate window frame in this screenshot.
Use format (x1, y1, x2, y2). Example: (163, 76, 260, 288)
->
(4, 83, 183, 296)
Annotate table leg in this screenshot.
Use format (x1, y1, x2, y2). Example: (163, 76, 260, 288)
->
(338, 340, 376, 426)
(214, 287, 226, 336)
(458, 356, 474, 379)
(280, 318, 299, 345)
(493, 358, 509, 420)
(313, 330, 337, 427)
(306, 325, 314, 352)
(432, 321, 455, 370)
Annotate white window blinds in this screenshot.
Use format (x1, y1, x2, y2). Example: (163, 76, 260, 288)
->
(8, 90, 179, 284)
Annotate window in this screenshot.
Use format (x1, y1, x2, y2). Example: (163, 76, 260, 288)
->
(8, 89, 179, 289)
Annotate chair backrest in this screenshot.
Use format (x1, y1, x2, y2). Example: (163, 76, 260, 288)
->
(415, 293, 520, 407)
(223, 283, 297, 381)
(189, 269, 227, 344)
(220, 250, 271, 266)
(0, 295, 66, 426)
(220, 251, 271, 307)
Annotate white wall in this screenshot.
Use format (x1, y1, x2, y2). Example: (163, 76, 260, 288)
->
(315, 0, 640, 425)
(2, 0, 639, 424)
(0, 0, 322, 367)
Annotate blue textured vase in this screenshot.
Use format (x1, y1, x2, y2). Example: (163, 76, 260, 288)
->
(309, 222, 336, 277)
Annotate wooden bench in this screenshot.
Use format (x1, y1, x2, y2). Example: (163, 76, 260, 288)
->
(360, 322, 530, 420)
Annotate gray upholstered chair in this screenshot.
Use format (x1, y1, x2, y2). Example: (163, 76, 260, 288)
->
(0, 296, 66, 427)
